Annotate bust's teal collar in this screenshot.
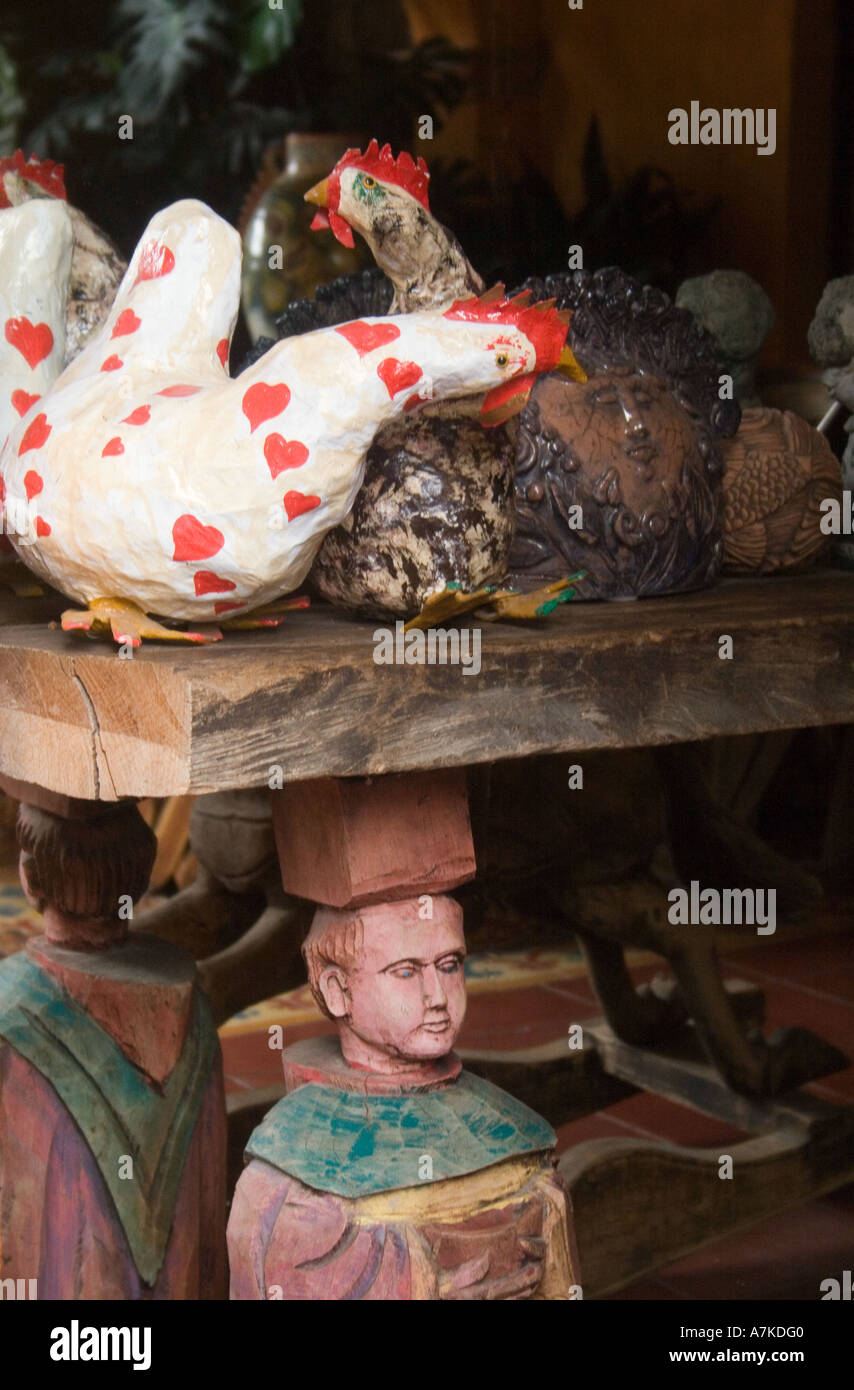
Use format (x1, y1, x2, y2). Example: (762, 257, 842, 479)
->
(247, 1067, 556, 1198)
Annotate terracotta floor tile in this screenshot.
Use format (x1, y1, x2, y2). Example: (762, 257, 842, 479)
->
(555, 1112, 636, 1151)
(720, 934, 854, 990)
(755, 978, 851, 1046)
(593, 1091, 749, 1147)
(613, 1186, 854, 1301)
(457, 984, 579, 1051)
(805, 1069, 854, 1104)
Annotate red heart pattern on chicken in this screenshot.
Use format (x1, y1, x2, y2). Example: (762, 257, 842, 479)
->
(194, 570, 236, 596)
(172, 514, 225, 562)
(335, 321, 401, 357)
(377, 357, 423, 397)
(5, 317, 54, 369)
(242, 382, 291, 433)
(11, 390, 40, 417)
(264, 435, 309, 479)
(18, 413, 51, 455)
(24, 469, 43, 501)
(111, 309, 141, 339)
(132, 242, 175, 287)
(284, 490, 321, 521)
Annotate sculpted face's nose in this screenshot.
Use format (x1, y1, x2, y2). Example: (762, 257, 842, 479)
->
(422, 966, 448, 1011)
(620, 391, 649, 439)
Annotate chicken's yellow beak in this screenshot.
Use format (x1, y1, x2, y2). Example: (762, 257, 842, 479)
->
(304, 178, 329, 208)
(556, 344, 587, 383)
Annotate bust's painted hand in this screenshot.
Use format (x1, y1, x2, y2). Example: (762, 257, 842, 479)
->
(431, 1193, 549, 1301)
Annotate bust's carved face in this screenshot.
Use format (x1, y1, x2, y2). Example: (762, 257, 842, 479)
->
(512, 364, 722, 597)
(559, 369, 695, 518)
(315, 898, 467, 1074)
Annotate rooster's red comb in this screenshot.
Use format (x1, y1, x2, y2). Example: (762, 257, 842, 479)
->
(334, 140, 431, 211)
(0, 151, 67, 209)
(444, 286, 572, 373)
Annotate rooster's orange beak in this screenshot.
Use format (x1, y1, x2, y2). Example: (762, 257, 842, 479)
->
(304, 178, 329, 208)
(304, 177, 355, 247)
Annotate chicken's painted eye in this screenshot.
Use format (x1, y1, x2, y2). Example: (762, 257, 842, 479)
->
(361, 175, 376, 189)
(495, 352, 509, 367)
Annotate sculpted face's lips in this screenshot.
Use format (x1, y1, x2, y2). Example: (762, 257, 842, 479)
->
(420, 1017, 451, 1033)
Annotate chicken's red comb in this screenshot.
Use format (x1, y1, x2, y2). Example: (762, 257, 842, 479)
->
(0, 151, 67, 209)
(444, 286, 571, 373)
(333, 140, 431, 211)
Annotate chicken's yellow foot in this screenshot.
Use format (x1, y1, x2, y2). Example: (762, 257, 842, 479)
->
(486, 574, 586, 621)
(61, 597, 223, 647)
(405, 575, 586, 630)
(218, 595, 311, 630)
(404, 584, 511, 631)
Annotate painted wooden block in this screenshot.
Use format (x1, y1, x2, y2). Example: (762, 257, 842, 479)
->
(271, 769, 476, 907)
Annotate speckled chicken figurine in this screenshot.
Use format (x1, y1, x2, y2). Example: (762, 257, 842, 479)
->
(0, 198, 571, 644)
(302, 142, 586, 622)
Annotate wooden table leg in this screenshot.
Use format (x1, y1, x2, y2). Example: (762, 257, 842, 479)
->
(0, 786, 227, 1299)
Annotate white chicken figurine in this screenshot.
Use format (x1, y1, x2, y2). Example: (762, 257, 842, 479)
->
(1, 198, 72, 457)
(0, 193, 73, 594)
(0, 199, 571, 645)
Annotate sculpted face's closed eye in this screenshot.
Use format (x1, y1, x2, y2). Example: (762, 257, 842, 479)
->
(385, 952, 464, 981)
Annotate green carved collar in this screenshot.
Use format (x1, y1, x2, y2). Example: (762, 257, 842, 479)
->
(247, 1068, 556, 1199)
(0, 951, 217, 1287)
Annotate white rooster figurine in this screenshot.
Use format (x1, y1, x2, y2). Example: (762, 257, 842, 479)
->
(1, 198, 72, 455)
(0, 193, 73, 594)
(0, 199, 570, 645)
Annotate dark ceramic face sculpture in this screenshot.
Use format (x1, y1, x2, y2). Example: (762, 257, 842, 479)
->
(509, 268, 741, 600)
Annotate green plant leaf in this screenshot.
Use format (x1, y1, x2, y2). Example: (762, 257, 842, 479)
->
(116, 0, 233, 117)
(240, 0, 302, 74)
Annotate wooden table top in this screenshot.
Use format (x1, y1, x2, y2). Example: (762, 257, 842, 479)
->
(0, 569, 851, 801)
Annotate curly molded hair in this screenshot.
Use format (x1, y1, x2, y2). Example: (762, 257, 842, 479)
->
(509, 267, 740, 598)
(515, 267, 741, 443)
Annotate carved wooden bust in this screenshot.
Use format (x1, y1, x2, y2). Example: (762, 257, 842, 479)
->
(228, 896, 577, 1299)
(509, 268, 741, 600)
